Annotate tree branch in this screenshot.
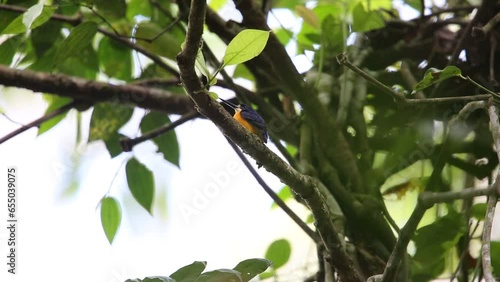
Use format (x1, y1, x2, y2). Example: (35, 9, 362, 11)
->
(226, 137, 320, 243)
(0, 65, 193, 114)
(0, 101, 77, 144)
(380, 185, 496, 282)
(177, 1, 362, 281)
(120, 111, 199, 152)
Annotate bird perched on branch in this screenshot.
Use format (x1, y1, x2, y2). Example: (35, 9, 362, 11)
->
(219, 98, 268, 143)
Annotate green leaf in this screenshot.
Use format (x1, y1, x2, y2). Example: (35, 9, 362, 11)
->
(195, 47, 212, 80)
(208, 0, 228, 11)
(351, 3, 385, 32)
(140, 112, 180, 168)
(54, 21, 98, 67)
(135, 22, 181, 60)
(38, 96, 72, 135)
(271, 186, 292, 209)
(233, 64, 254, 80)
(127, 0, 152, 20)
(104, 131, 125, 158)
(126, 158, 155, 214)
(31, 20, 63, 58)
(470, 203, 487, 220)
(23, 3, 44, 31)
(170, 261, 207, 282)
(265, 239, 291, 269)
(411, 208, 466, 280)
(0, 35, 22, 65)
(208, 92, 219, 100)
(195, 269, 242, 282)
(88, 103, 133, 142)
(1, 5, 54, 35)
(491, 241, 500, 277)
(56, 45, 99, 79)
(274, 28, 292, 47)
(93, 0, 126, 21)
(413, 66, 463, 92)
(98, 37, 132, 81)
(100, 196, 121, 244)
(223, 29, 270, 66)
(233, 258, 272, 282)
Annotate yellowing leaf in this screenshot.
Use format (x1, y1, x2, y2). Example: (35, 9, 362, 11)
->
(295, 6, 319, 29)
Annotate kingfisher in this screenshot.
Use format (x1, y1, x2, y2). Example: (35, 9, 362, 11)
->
(219, 98, 268, 143)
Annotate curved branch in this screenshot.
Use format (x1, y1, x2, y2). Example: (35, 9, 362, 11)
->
(0, 101, 77, 144)
(177, 1, 362, 281)
(0, 65, 194, 115)
(120, 111, 199, 152)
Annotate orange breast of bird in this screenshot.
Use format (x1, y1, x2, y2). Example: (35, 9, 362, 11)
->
(233, 110, 260, 135)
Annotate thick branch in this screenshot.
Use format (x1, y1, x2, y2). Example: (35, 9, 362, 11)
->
(177, 1, 361, 281)
(0, 65, 193, 114)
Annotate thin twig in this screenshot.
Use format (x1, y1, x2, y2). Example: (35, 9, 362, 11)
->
(225, 137, 320, 243)
(0, 101, 78, 144)
(337, 54, 406, 103)
(120, 111, 198, 152)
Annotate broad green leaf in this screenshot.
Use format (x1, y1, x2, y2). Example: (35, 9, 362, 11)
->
(265, 239, 291, 269)
(31, 20, 63, 58)
(223, 29, 270, 66)
(126, 158, 155, 214)
(1, 5, 54, 35)
(100, 197, 121, 244)
(470, 203, 487, 220)
(135, 22, 181, 60)
(140, 112, 180, 168)
(413, 66, 463, 92)
(38, 96, 72, 135)
(271, 186, 292, 209)
(233, 258, 272, 282)
(195, 48, 211, 80)
(352, 3, 385, 32)
(411, 208, 466, 280)
(208, 92, 219, 100)
(94, 0, 126, 21)
(195, 269, 242, 282)
(54, 21, 98, 66)
(127, 0, 152, 20)
(104, 131, 125, 158)
(56, 45, 99, 79)
(170, 261, 207, 282)
(23, 3, 44, 31)
(233, 64, 254, 80)
(258, 271, 274, 280)
(98, 37, 132, 81)
(89, 103, 133, 142)
(491, 241, 500, 277)
(295, 6, 319, 29)
(0, 36, 22, 65)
